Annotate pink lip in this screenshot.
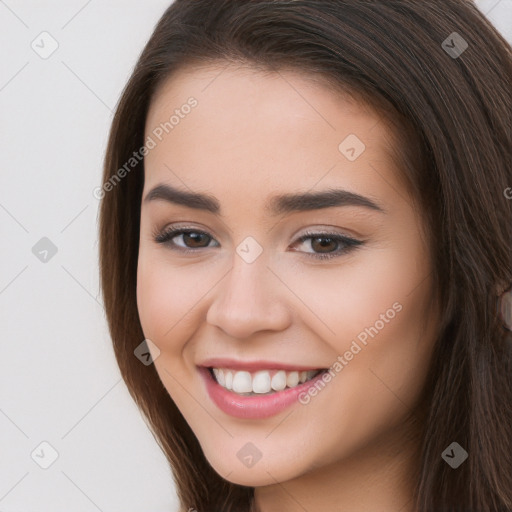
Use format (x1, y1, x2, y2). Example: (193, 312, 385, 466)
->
(198, 357, 323, 372)
(198, 366, 327, 419)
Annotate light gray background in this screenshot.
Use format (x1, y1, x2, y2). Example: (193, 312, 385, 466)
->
(1, 1, 511, 511)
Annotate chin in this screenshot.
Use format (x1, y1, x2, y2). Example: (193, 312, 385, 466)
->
(203, 448, 302, 487)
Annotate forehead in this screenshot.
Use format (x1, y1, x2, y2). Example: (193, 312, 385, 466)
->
(143, 63, 407, 215)
(146, 62, 379, 137)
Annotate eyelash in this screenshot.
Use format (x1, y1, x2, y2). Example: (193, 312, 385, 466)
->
(152, 225, 363, 260)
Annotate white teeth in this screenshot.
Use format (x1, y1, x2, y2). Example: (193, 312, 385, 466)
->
(271, 370, 287, 391)
(225, 370, 233, 390)
(212, 368, 321, 394)
(232, 371, 252, 393)
(252, 371, 272, 393)
(286, 371, 299, 388)
(214, 368, 225, 387)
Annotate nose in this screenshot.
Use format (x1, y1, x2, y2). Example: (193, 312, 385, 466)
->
(206, 252, 292, 339)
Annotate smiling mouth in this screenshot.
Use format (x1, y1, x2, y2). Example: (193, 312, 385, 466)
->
(207, 367, 327, 396)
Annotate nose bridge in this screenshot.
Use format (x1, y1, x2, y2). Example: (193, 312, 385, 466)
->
(206, 243, 291, 338)
(221, 232, 271, 303)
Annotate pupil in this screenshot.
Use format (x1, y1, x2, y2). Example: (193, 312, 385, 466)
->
(185, 232, 208, 247)
(312, 237, 336, 252)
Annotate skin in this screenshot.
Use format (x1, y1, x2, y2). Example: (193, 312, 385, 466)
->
(136, 63, 441, 512)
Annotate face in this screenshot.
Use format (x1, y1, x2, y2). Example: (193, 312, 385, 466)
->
(136, 63, 440, 489)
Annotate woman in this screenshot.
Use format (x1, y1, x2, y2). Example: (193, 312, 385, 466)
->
(98, 1, 512, 510)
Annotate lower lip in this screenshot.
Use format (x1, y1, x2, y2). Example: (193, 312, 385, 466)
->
(198, 366, 327, 419)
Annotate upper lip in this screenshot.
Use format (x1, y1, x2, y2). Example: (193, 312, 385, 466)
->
(198, 358, 326, 372)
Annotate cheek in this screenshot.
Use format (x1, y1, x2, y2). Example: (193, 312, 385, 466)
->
(136, 254, 207, 405)
(284, 234, 437, 415)
(136, 255, 188, 349)
(136, 253, 219, 353)
(287, 241, 429, 346)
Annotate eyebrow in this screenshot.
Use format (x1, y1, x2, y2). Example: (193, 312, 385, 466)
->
(143, 183, 386, 216)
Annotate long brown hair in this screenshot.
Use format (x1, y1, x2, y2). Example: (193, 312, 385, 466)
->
(98, 1, 512, 510)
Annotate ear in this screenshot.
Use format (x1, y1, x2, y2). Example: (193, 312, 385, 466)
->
(497, 285, 512, 331)
(495, 279, 510, 296)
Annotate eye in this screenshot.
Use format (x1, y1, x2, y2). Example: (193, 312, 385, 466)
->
(153, 225, 363, 260)
(291, 230, 363, 260)
(153, 226, 218, 251)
